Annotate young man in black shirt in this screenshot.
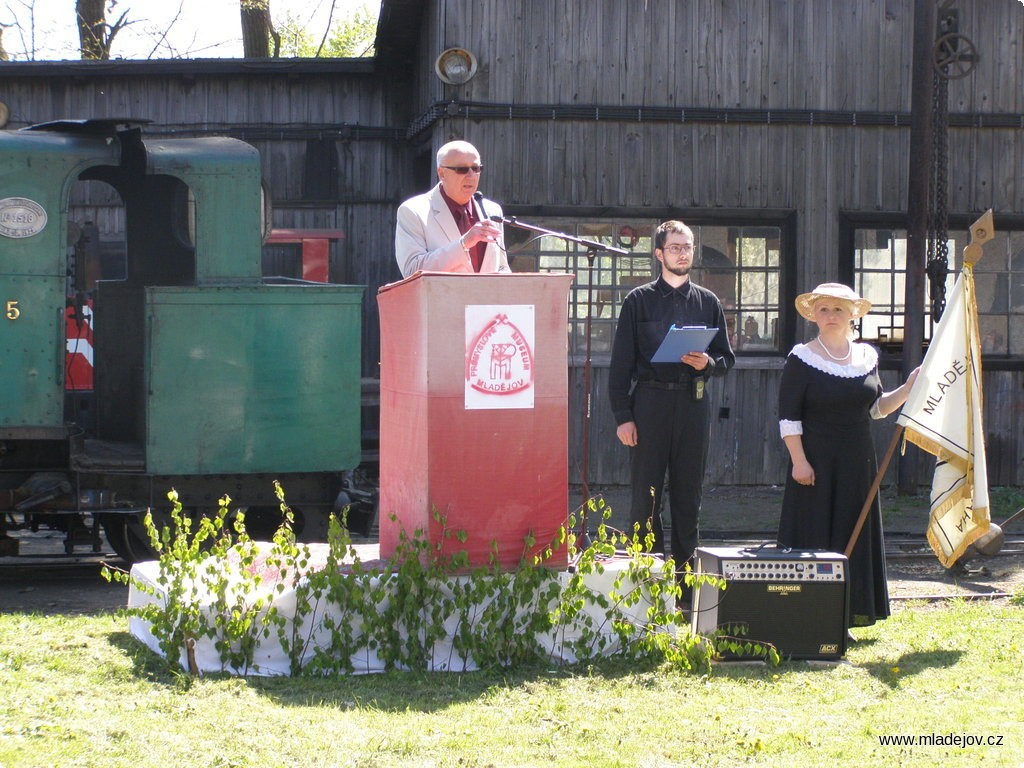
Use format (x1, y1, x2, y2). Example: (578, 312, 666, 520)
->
(609, 219, 735, 610)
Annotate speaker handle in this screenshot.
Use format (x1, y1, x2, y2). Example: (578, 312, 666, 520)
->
(743, 541, 783, 555)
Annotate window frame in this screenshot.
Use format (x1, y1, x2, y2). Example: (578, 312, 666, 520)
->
(840, 212, 1024, 371)
(501, 206, 797, 362)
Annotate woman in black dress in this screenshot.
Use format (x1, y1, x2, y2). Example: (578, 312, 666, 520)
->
(777, 284, 918, 631)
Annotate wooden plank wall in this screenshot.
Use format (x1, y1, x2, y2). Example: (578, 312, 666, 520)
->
(416, 0, 1024, 487)
(418, 0, 1024, 248)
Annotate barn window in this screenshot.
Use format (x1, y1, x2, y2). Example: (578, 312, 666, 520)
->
(853, 226, 1024, 357)
(505, 219, 783, 356)
(302, 138, 340, 200)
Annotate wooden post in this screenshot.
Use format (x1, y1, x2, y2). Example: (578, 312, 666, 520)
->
(899, 0, 936, 494)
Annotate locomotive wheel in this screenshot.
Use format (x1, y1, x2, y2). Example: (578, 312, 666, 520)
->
(101, 514, 159, 564)
(234, 505, 287, 541)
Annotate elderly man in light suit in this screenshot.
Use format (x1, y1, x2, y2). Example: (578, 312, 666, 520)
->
(395, 140, 510, 277)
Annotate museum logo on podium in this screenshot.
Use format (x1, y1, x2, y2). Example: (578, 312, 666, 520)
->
(465, 305, 535, 410)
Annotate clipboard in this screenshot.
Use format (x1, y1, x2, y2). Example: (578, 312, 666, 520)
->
(651, 325, 718, 363)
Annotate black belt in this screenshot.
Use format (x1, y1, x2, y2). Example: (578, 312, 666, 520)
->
(637, 379, 693, 391)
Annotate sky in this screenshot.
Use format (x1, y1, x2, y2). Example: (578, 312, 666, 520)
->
(1, 0, 379, 60)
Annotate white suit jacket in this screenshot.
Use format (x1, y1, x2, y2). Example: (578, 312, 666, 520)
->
(394, 184, 510, 278)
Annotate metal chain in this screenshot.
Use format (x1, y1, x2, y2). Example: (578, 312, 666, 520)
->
(926, 70, 937, 269)
(926, 56, 951, 322)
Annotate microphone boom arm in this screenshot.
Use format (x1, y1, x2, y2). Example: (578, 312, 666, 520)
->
(492, 215, 629, 256)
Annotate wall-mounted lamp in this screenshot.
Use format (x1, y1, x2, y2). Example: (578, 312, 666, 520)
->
(434, 48, 478, 85)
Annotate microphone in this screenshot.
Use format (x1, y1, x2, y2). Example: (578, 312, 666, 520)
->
(473, 191, 499, 222)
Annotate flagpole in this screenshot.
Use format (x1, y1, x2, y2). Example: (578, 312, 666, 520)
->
(886, 210, 995, 567)
(845, 425, 904, 559)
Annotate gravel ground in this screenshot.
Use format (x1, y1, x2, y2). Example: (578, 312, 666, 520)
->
(579, 484, 1024, 601)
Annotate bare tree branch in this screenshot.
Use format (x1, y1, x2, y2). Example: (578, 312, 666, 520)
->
(105, 9, 131, 54)
(316, 0, 339, 58)
(4, 0, 41, 60)
(145, 0, 186, 59)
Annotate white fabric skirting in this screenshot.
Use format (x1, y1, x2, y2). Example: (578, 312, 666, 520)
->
(127, 553, 668, 676)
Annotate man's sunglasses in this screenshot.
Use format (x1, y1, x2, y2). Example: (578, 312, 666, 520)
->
(441, 165, 483, 175)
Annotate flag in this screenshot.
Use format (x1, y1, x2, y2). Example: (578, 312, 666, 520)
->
(896, 265, 991, 568)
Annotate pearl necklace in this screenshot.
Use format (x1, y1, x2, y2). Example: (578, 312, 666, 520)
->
(816, 336, 851, 362)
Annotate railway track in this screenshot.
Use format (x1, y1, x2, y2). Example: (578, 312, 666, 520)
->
(4, 529, 1023, 567)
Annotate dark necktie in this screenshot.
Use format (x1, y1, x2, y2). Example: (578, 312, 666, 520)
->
(454, 206, 471, 235)
(456, 205, 484, 272)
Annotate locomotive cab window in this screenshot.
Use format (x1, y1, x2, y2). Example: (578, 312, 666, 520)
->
(131, 175, 198, 286)
(67, 178, 127, 291)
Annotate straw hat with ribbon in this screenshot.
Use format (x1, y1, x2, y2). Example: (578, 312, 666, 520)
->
(795, 283, 871, 321)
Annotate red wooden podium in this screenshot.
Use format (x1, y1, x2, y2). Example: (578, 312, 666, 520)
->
(377, 272, 574, 570)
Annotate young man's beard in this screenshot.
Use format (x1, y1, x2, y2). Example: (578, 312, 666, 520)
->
(664, 263, 691, 277)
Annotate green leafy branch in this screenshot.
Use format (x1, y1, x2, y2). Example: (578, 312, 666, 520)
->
(105, 487, 779, 677)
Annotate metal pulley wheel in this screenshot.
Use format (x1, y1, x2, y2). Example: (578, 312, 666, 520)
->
(932, 32, 978, 79)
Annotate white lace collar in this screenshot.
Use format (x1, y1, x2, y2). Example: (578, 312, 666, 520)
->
(790, 342, 878, 378)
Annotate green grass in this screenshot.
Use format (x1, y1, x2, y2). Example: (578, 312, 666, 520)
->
(1, 601, 1022, 767)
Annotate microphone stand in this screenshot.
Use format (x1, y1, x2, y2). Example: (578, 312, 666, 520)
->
(494, 215, 627, 549)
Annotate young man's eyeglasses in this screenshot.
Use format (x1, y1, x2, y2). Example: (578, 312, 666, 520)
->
(662, 243, 694, 255)
(441, 165, 483, 175)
